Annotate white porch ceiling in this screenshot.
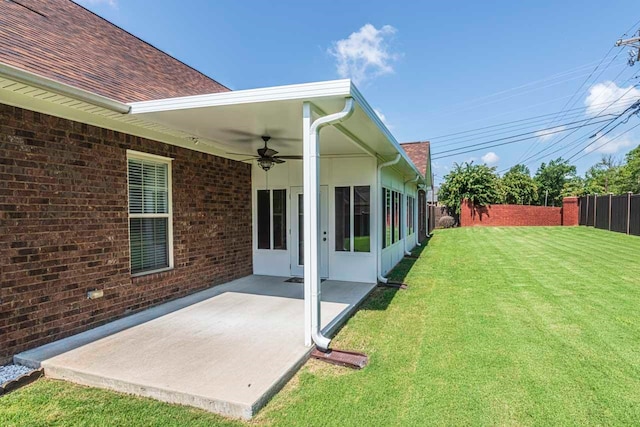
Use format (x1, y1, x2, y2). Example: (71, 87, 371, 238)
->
(129, 80, 424, 181)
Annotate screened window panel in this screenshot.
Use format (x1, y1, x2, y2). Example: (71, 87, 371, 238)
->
(354, 186, 370, 252)
(257, 190, 271, 249)
(335, 187, 351, 251)
(129, 218, 169, 274)
(384, 189, 392, 248)
(272, 189, 287, 250)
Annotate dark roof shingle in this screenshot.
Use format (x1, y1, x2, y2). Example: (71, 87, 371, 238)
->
(0, 0, 229, 102)
(401, 141, 431, 177)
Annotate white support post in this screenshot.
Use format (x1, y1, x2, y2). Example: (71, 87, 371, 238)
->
(302, 102, 313, 347)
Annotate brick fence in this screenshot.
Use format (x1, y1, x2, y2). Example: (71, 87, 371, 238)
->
(460, 197, 579, 227)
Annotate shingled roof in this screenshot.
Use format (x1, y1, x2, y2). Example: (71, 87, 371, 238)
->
(0, 0, 229, 103)
(400, 141, 431, 177)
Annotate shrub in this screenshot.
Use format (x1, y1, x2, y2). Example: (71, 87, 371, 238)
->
(438, 216, 456, 228)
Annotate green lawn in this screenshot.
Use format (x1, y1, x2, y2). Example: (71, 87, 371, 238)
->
(3, 227, 640, 426)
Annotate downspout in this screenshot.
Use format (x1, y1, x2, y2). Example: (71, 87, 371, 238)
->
(403, 175, 420, 256)
(304, 97, 355, 351)
(416, 183, 426, 246)
(376, 154, 402, 284)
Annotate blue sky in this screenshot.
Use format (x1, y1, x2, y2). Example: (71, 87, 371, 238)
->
(79, 0, 640, 182)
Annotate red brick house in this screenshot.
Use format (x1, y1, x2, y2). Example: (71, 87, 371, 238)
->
(0, 0, 432, 365)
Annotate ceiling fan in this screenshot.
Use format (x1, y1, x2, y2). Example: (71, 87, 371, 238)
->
(228, 135, 302, 171)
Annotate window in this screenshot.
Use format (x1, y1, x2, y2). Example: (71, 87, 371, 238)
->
(354, 186, 370, 252)
(407, 196, 415, 235)
(335, 187, 350, 251)
(257, 189, 287, 250)
(393, 192, 401, 243)
(383, 188, 392, 248)
(335, 186, 370, 252)
(127, 152, 172, 275)
(383, 188, 405, 248)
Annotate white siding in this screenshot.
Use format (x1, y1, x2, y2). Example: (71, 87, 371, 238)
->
(252, 156, 377, 283)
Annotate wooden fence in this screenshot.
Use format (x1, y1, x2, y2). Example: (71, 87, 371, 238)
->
(579, 193, 640, 236)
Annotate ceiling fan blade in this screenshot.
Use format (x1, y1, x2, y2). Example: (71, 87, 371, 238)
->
(272, 157, 286, 164)
(271, 136, 301, 142)
(274, 155, 303, 160)
(238, 158, 257, 162)
(258, 147, 278, 157)
(220, 128, 260, 138)
(226, 152, 258, 157)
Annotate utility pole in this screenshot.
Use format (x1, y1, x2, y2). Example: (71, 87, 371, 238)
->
(616, 31, 640, 66)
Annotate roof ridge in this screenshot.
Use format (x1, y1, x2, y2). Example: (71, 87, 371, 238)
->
(68, 0, 230, 92)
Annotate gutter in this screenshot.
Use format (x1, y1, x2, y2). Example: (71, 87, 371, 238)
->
(0, 62, 131, 114)
(376, 154, 402, 284)
(403, 175, 420, 256)
(304, 97, 355, 351)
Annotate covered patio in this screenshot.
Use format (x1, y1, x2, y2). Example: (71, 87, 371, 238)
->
(15, 275, 375, 419)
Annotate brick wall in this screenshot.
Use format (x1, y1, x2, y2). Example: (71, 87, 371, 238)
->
(561, 197, 579, 226)
(0, 104, 253, 362)
(460, 200, 562, 227)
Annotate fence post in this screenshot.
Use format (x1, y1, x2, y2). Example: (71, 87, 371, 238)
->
(594, 194, 597, 228)
(628, 192, 632, 235)
(608, 193, 612, 231)
(585, 195, 589, 226)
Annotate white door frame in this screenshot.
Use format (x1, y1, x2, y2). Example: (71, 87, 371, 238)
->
(290, 185, 329, 278)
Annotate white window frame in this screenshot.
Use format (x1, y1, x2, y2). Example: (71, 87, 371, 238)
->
(126, 150, 174, 276)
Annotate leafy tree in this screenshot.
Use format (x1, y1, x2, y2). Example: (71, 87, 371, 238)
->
(533, 158, 577, 206)
(439, 162, 502, 214)
(501, 165, 538, 205)
(617, 145, 640, 193)
(583, 155, 623, 194)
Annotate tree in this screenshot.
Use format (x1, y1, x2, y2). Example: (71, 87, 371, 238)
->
(617, 145, 640, 193)
(501, 164, 538, 205)
(533, 158, 577, 206)
(583, 155, 623, 194)
(439, 162, 502, 214)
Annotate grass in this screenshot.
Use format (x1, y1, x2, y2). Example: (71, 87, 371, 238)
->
(3, 226, 640, 426)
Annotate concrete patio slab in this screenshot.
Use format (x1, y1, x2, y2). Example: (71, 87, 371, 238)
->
(15, 275, 376, 419)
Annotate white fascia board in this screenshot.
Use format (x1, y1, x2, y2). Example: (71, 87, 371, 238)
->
(0, 62, 130, 114)
(129, 79, 353, 114)
(349, 82, 426, 183)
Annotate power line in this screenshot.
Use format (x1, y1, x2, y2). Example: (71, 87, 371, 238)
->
(431, 118, 614, 160)
(565, 102, 640, 162)
(514, 81, 640, 169)
(514, 63, 632, 163)
(571, 121, 640, 163)
(430, 57, 626, 116)
(428, 97, 634, 143)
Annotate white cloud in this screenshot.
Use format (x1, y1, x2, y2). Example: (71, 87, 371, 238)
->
(536, 125, 565, 142)
(585, 81, 640, 117)
(328, 24, 399, 85)
(374, 108, 393, 129)
(584, 132, 636, 154)
(76, 0, 117, 8)
(481, 152, 499, 165)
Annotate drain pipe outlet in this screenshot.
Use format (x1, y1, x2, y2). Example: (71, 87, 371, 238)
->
(403, 175, 420, 256)
(377, 154, 402, 284)
(307, 97, 355, 351)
